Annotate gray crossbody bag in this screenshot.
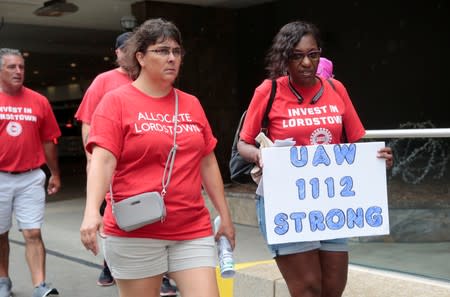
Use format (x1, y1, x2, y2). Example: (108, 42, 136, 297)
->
(110, 90, 179, 232)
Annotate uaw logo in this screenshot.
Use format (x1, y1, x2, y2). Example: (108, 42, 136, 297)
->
(310, 128, 332, 145)
(6, 121, 22, 137)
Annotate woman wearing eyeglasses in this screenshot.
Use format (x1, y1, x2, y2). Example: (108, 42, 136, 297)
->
(237, 21, 393, 297)
(80, 18, 235, 297)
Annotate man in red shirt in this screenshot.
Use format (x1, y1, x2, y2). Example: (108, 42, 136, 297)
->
(75, 32, 132, 162)
(75, 31, 132, 288)
(0, 48, 61, 297)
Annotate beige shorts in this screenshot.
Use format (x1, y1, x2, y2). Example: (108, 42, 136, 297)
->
(102, 235, 216, 279)
(0, 169, 46, 233)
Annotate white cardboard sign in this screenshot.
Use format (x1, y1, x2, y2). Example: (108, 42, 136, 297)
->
(262, 142, 389, 245)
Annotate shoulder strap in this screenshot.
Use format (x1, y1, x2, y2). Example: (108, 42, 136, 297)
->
(261, 79, 277, 132)
(327, 77, 336, 90)
(232, 110, 247, 148)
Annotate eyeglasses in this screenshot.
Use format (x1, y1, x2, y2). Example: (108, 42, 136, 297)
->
(289, 49, 322, 62)
(146, 47, 184, 58)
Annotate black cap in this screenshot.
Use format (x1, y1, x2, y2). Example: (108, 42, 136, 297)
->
(115, 32, 132, 49)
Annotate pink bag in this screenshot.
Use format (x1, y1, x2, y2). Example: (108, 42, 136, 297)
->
(317, 57, 334, 79)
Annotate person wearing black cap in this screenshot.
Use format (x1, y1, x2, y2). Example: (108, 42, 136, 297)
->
(75, 32, 132, 287)
(114, 32, 131, 52)
(75, 31, 132, 164)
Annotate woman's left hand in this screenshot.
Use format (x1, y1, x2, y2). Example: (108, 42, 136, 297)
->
(377, 146, 394, 169)
(215, 218, 236, 250)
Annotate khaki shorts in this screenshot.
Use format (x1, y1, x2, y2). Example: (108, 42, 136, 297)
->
(0, 169, 46, 234)
(102, 235, 216, 279)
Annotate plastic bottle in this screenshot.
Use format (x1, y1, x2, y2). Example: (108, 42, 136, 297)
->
(213, 216, 235, 278)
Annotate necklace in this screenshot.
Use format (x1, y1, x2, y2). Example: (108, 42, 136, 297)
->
(288, 76, 324, 104)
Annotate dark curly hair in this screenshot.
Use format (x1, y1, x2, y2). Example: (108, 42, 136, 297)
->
(265, 21, 321, 79)
(120, 18, 182, 80)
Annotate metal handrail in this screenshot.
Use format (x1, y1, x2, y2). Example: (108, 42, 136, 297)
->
(363, 128, 450, 139)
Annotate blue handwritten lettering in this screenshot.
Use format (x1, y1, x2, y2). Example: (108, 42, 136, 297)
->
(340, 176, 355, 197)
(347, 208, 364, 228)
(274, 213, 289, 235)
(333, 144, 356, 165)
(290, 212, 306, 232)
(325, 209, 345, 230)
(290, 146, 308, 167)
(312, 145, 331, 166)
(273, 206, 383, 235)
(309, 211, 326, 231)
(365, 206, 383, 227)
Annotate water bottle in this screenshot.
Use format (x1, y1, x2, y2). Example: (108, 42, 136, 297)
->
(213, 216, 235, 278)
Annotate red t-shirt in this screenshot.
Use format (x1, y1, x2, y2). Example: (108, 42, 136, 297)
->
(87, 84, 217, 240)
(240, 76, 365, 145)
(75, 68, 131, 124)
(0, 87, 61, 171)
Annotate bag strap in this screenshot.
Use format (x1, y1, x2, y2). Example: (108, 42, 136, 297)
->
(231, 110, 248, 149)
(261, 79, 277, 134)
(161, 90, 179, 198)
(110, 89, 179, 206)
(326, 77, 335, 90)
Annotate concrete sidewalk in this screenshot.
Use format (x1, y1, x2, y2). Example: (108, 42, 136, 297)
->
(8, 197, 271, 297)
(8, 196, 450, 296)
(9, 198, 118, 297)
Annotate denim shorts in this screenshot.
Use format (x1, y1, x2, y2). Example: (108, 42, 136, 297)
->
(256, 195, 348, 258)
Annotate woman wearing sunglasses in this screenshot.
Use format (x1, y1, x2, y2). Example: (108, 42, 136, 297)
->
(237, 20, 393, 297)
